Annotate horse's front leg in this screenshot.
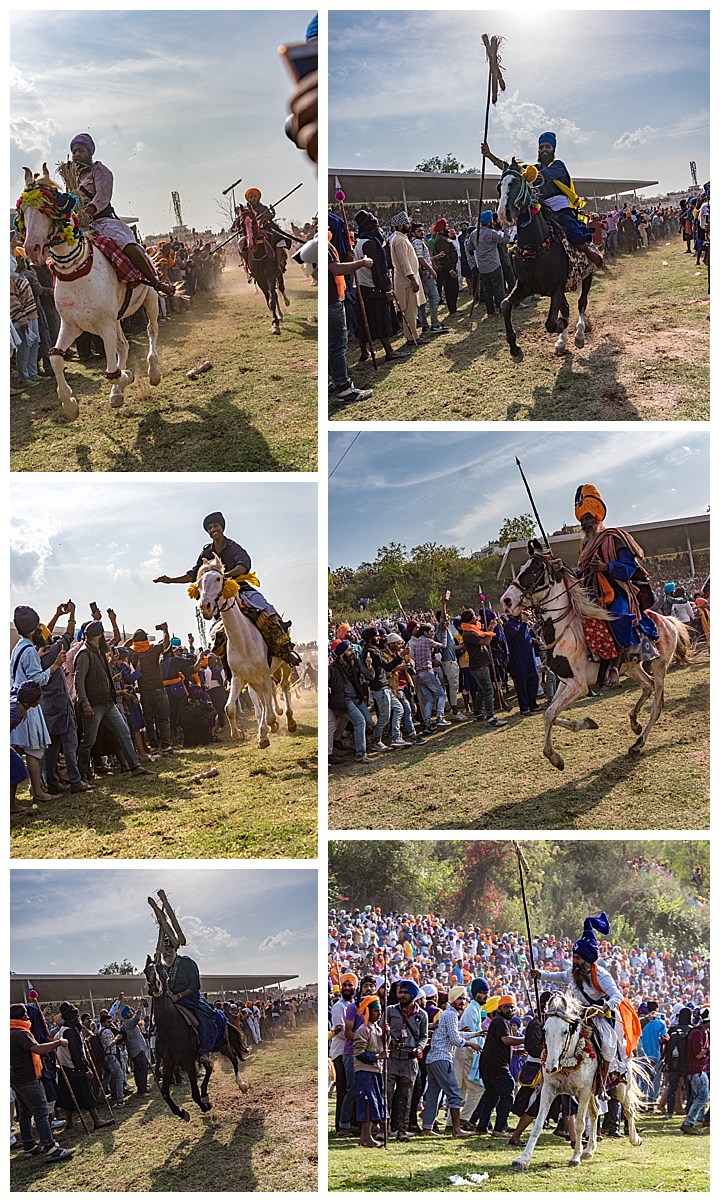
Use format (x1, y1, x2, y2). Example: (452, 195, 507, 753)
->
(581, 1095, 599, 1160)
(161, 1059, 190, 1121)
(255, 679, 274, 749)
(50, 320, 83, 421)
(575, 275, 592, 347)
(99, 322, 132, 408)
(269, 284, 281, 335)
(284, 681, 297, 733)
(219, 1042, 249, 1093)
(500, 280, 530, 361)
(543, 676, 593, 771)
(144, 288, 162, 385)
(225, 675, 246, 743)
(551, 290, 570, 353)
(570, 1092, 590, 1166)
(186, 1059, 211, 1112)
(618, 1081, 642, 1146)
(199, 1056, 212, 1099)
(513, 1084, 555, 1170)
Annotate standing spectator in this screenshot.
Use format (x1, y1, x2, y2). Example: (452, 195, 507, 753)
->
(329, 213, 373, 404)
(330, 976, 356, 1134)
(389, 211, 425, 346)
(680, 1009, 709, 1134)
(504, 611, 541, 716)
(386, 979, 428, 1142)
(353, 996, 387, 1148)
(10, 1003, 75, 1164)
(466, 212, 506, 320)
(422, 985, 482, 1137)
(472, 995, 525, 1136)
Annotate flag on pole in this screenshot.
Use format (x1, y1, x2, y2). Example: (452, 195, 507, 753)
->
(482, 34, 506, 104)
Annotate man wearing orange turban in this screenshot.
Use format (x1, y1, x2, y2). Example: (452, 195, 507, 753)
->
(575, 484, 659, 685)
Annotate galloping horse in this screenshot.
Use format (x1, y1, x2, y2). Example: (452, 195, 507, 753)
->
(190, 555, 280, 748)
(497, 160, 594, 361)
(501, 540, 692, 770)
(144, 956, 248, 1121)
(17, 166, 161, 421)
(246, 213, 290, 335)
(512, 992, 648, 1171)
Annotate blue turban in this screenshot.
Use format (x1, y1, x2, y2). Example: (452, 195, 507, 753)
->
(120, 1005, 132, 1018)
(14, 606, 40, 637)
(573, 912, 610, 964)
(471, 977, 490, 998)
(538, 132, 557, 151)
(664, 582, 676, 595)
(397, 978, 421, 1002)
(480, 210, 493, 226)
(333, 639, 351, 657)
(70, 133, 95, 155)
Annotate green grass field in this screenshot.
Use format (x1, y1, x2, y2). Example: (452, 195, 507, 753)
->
(11, 264, 318, 472)
(329, 241, 709, 422)
(11, 1024, 318, 1193)
(11, 696, 317, 860)
(328, 1107, 709, 1192)
(328, 666, 709, 831)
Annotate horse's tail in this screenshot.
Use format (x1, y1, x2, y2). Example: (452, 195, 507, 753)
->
(626, 1057, 652, 1115)
(661, 613, 709, 665)
(227, 1022, 250, 1061)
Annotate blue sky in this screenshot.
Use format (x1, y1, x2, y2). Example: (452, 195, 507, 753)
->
(328, 428, 709, 567)
(10, 9, 316, 234)
(329, 10, 709, 196)
(11, 867, 318, 985)
(10, 477, 317, 644)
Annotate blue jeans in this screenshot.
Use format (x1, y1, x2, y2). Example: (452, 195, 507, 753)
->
(345, 698, 375, 757)
(103, 1052, 124, 1101)
(371, 687, 402, 742)
(339, 1052, 356, 1129)
(328, 300, 351, 391)
(13, 1077, 56, 1151)
(685, 1072, 709, 1125)
(398, 691, 417, 737)
(416, 669, 445, 725)
(420, 271, 441, 327)
(77, 700, 139, 780)
(423, 1059, 463, 1128)
(470, 666, 494, 718)
(16, 319, 40, 381)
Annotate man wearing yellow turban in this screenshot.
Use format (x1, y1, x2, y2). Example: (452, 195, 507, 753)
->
(575, 485, 658, 685)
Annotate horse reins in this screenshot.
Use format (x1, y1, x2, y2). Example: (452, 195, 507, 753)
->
(507, 557, 583, 650)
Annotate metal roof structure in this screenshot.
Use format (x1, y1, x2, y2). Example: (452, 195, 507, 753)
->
(329, 168, 659, 208)
(497, 514, 709, 580)
(10, 972, 299, 1007)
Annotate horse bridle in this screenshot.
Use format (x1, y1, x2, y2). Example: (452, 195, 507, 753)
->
(547, 1003, 604, 1066)
(500, 164, 542, 228)
(507, 554, 587, 649)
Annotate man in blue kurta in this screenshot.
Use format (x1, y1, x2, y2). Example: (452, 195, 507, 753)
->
(575, 484, 658, 685)
(482, 131, 603, 268)
(158, 935, 227, 1056)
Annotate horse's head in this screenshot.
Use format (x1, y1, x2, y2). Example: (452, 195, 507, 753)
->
(189, 554, 237, 621)
(144, 954, 164, 998)
(16, 164, 79, 264)
(543, 992, 582, 1075)
(497, 159, 538, 228)
(501, 539, 561, 615)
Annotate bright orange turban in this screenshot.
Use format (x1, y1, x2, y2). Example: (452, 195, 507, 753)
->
(574, 484, 607, 523)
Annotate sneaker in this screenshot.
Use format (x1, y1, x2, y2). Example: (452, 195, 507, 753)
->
(373, 741, 391, 752)
(429, 325, 450, 334)
(354, 755, 371, 764)
(161, 746, 176, 756)
(487, 717, 507, 728)
(450, 712, 466, 721)
(390, 738, 413, 748)
(46, 1145, 75, 1162)
(413, 735, 427, 745)
(336, 386, 373, 404)
(24, 1144, 43, 1157)
(434, 718, 452, 728)
(51, 1118, 66, 1131)
(421, 727, 435, 736)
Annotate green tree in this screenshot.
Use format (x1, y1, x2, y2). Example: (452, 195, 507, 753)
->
(98, 959, 137, 975)
(497, 514, 537, 546)
(415, 154, 480, 174)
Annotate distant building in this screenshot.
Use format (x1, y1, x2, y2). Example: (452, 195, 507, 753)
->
(470, 541, 501, 560)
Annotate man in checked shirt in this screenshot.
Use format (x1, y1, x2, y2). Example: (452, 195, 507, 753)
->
(412, 623, 452, 736)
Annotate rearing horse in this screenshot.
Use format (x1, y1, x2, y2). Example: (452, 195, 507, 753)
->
(501, 539, 692, 770)
(17, 165, 161, 421)
(144, 956, 248, 1122)
(512, 992, 648, 1171)
(497, 160, 594, 361)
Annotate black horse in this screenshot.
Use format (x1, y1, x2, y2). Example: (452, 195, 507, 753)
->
(247, 221, 290, 335)
(144, 956, 249, 1121)
(497, 160, 594, 361)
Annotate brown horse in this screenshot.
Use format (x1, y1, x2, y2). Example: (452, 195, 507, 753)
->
(501, 541, 696, 771)
(144, 956, 248, 1121)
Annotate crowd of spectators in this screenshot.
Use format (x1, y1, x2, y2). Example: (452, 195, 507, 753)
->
(327, 191, 708, 409)
(328, 906, 710, 1149)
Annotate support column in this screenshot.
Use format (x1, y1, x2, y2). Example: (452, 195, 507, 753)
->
(687, 535, 696, 578)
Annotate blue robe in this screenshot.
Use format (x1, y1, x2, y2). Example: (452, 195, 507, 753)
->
(177, 994, 227, 1055)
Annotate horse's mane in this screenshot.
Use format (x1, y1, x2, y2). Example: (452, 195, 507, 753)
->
(556, 563, 614, 624)
(546, 990, 584, 1021)
(196, 554, 224, 580)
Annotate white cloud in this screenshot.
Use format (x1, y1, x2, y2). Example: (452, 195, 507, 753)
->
(10, 64, 35, 93)
(10, 115, 59, 158)
(181, 914, 243, 959)
(494, 90, 588, 153)
(259, 929, 294, 951)
(106, 542, 164, 582)
(10, 514, 62, 592)
(132, 141, 145, 156)
(613, 125, 657, 150)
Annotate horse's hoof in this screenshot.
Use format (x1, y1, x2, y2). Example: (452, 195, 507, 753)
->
(283, 295, 290, 307)
(552, 756, 565, 771)
(568, 1158, 581, 1167)
(511, 1160, 529, 1172)
(628, 741, 643, 756)
(554, 342, 568, 355)
(62, 396, 79, 421)
(574, 334, 585, 348)
(630, 721, 642, 735)
(124, 369, 135, 384)
(202, 1101, 212, 1112)
(180, 1109, 190, 1122)
(287, 719, 298, 733)
(109, 393, 124, 409)
(586, 718, 599, 730)
(148, 368, 161, 386)
(270, 720, 280, 733)
(258, 738, 271, 749)
(239, 1080, 249, 1094)
(511, 349, 523, 363)
(580, 1151, 593, 1161)
(230, 731, 244, 743)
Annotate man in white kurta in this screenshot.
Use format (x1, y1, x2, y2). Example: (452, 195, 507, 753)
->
(389, 211, 425, 344)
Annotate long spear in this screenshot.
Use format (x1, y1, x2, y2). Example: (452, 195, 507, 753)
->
(83, 1034, 115, 1120)
(56, 1060, 92, 1136)
(479, 592, 510, 712)
(468, 34, 507, 322)
(513, 841, 541, 1016)
(514, 456, 551, 550)
(334, 190, 378, 370)
(382, 955, 389, 1148)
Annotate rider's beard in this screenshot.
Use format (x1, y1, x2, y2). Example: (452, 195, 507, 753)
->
(572, 961, 591, 986)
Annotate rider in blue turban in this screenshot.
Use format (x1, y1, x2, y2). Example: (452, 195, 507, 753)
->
(572, 912, 610, 964)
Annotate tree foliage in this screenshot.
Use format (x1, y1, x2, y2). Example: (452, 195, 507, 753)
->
(497, 514, 537, 546)
(98, 959, 137, 975)
(328, 841, 709, 954)
(415, 154, 480, 174)
(329, 542, 503, 617)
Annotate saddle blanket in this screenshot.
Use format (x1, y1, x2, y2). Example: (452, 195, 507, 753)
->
(543, 214, 597, 292)
(582, 618, 617, 660)
(89, 234, 147, 287)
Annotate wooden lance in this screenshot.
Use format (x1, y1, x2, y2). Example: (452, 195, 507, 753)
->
(513, 841, 541, 1016)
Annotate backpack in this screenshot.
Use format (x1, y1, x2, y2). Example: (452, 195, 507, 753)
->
(664, 1025, 689, 1073)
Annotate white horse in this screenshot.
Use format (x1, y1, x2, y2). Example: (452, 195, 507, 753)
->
(512, 992, 648, 1171)
(18, 165, 161, 421)
(501, 539, 693, 770)
(191, 556, 279, 749)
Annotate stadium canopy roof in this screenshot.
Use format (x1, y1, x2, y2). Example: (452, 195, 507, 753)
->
(10, 972, 299, 1006)
(329, 168, 659, 207)
(497, 514, 709, 580)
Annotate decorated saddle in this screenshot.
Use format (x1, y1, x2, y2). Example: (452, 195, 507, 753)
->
(540, 211, 595, 291)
